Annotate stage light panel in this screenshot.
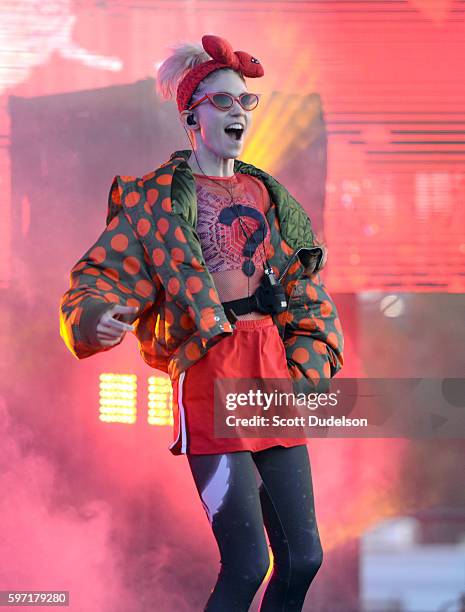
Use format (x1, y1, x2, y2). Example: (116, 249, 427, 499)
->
(148, 375, 173, 426)
(99, 373, 137, 424)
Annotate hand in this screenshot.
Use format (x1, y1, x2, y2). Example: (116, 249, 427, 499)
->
(95, 304, 139, 348)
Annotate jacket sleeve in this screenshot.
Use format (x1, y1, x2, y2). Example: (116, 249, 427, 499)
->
(283, 271, 344, 392)
(59, 205, 160, 360)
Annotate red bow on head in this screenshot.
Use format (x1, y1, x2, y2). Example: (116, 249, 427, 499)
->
(201, 34, 264, 78)
(176, 34, 264, 112)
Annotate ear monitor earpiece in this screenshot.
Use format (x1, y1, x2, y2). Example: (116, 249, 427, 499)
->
(187, 114, 196, 126)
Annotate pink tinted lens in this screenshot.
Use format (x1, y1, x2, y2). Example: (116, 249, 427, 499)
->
(239, 93, 259, 110)
(211, 93, 234, 109)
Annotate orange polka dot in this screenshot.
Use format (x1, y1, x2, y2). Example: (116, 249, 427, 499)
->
(107, 216, 120, 231)
(161, 197, 172, 212)
(127, 298, 140, 309)
(266, 242, 275, 259)
(146, 188, 159, 204)
(125, 190, 141, 207)
(322, 361, 331, 378)
(165, 308, 174, 325)
(180, 313, 194, 330)
(155, 230, 163, 242)
(152, 249, 165, 266)
(200, 307, 216, 330)
(209, 287, 220, 304)
(286, 336, 297, 347)
(286, 281, 295, 297)
(75, 289, 90, 301)
(170, 260, 180, 274)
(305, 284, 318, 300)
(168, 277, 180, 295)
(187, 306, 196, 321)
(111, 187, 120, 205)
(104, 292, 119, 303)
(156, 174, 171, 185)
(305, 368, 321, 383)
(191, 256, 204, 271)
(175, 227, 187, 243)
(313, 340, 327, 355)
(137, 218, 151, 236)
(171, 247, 185, 262)
(334, 317, 342, 333)
(326, 332, 338, 349)
(111, 234, 129, 252)
(157, 218, 169, 234)
(117, 283, 132, 295)
(120, 175, 135, 183)
(186, 276, 203, 294)
(74, 306, 83, 324)
(90, 246, 106, 263)
(84, 267, 100, 276)
(320, 300, 333, 317)
(281, 240, 294, 256)
(289, 259, 301, 275)
(102, 268, 119, 282)
(292, 347, 309, 364)
(96, 278, 112, 291)
(144, 202, 152, 214)
(135, 280, 153, 297)
(298, 317, 312, 330)
(185, 341, 201, 361)
(123, 256, 140, 275)
(74, 261, 86, 271)
(184, 288, 194, 302)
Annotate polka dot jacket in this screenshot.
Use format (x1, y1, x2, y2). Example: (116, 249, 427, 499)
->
(59, 149, 344, 390)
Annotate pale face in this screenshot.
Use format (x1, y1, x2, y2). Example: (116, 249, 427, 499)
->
(181, 69, 254, 161)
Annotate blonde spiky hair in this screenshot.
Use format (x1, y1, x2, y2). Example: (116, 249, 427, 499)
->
(155, 42, 212, 102)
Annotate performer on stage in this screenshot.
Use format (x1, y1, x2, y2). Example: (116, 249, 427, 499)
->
(60, 34, 344, 611)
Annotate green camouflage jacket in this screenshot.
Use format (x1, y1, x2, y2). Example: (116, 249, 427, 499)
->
(59, 149, 344, 389)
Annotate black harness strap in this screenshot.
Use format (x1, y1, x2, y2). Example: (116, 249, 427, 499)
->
(221, 295, 260, 323)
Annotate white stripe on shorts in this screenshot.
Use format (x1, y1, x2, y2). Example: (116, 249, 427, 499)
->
(168, 370, 188, 454)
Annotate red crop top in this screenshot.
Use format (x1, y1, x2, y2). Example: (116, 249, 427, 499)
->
(194, 172, 271, 273)
(193, 172, 272, 314)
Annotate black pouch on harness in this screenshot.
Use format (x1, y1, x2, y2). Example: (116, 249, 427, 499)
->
(221, 267, 288, 323)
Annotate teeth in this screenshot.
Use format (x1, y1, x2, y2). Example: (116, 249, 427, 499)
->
(225, 123, 244, 129)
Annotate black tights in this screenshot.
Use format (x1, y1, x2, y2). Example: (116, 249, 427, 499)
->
(187, 444, 323, 611)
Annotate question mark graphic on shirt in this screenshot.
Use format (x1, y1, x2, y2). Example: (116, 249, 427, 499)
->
(219, 205, 267, 276)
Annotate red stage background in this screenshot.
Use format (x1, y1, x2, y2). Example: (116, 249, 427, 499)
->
(1, 2, 464, 611)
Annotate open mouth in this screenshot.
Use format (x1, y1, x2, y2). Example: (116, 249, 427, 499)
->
(224, 127, 244, 141)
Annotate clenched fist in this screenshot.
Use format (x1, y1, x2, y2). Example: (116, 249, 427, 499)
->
(95, 304, 139, 348)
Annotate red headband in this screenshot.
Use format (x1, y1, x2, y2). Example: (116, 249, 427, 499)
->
(176, 34, 264, 113)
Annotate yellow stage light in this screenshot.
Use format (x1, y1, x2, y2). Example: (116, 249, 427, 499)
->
(148, 375, 173, 426)
(99, 373, 137, 424)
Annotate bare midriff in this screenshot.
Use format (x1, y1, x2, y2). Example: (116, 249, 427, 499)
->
(210, 268, 267, 320)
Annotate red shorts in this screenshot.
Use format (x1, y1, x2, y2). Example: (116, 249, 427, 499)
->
(169, 315, 308, 455)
